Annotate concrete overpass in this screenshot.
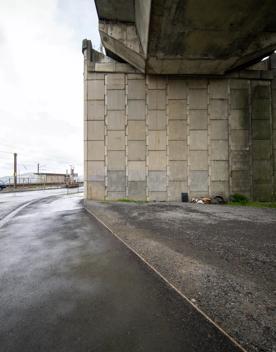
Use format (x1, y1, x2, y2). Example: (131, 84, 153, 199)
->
(95, 0, 276, 74)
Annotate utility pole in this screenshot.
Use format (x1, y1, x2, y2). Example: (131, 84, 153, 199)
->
(13, 153, 17, 189)
(37, 163, 40, 174)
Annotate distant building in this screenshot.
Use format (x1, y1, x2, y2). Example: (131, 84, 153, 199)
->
(34, 173, 67, 185)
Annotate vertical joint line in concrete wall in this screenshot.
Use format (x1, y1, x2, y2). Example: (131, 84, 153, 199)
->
(125, 74, 128, 198)
(248, 80, 253, 200)
(145, 75, 149, 201)
(207, 80, 211, 196)
(104, 74, 108, 200)
(228, 80, 232, 196)
(269, 80, 275, 199)
(187, 82, 191, 196)
(165, 76, 169, 199)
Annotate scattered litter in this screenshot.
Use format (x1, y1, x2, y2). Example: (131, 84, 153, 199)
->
(191, 196, 225, 205)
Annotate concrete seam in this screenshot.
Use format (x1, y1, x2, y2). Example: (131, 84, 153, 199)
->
(85, 206, 248, 352)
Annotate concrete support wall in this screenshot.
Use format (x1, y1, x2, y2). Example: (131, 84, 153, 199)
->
(84, 51, 275, 201)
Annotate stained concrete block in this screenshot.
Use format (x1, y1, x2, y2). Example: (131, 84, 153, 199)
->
(209, 80, 228, 99)
(107, 151, 125, 170)
(230, 79, 248, 89)
(252, 120, 271, 140)
(253, 183, 273, 201)
(128, 100, 146, 120)
(252, 140, 272, 160)
(252, 99, 271, 119)
(87, 73, 105, 80)
(168, 120, 187, 140)
(148, 76, 166, 89)
(128, 79, 145, 99)
(251, 84, 270, 99)
(87, 100, 104, 120)
(87, 141, 105, 161)
(148, 171, 167, 191)
(88, 121, 104, 140)
(209, 99, 228, 119)
(107, 131, 125, 150)
(87, 181, 105, 200)
(189, 130, 208, 150)
(128, 161, 146, 181)
(168, 181, 188, 201)
(210, 181, 229, 197)
(168, 100, 187, 119)
(148, 110, 167, 130)
(231, 171, 251, 192)
(230, 110, 250, 130)
(169, 161, 187, 181)
(128, 181, 146, 200)
(148, 151, 167, 170)
(149, 192, 167, 201)
(148, 90, 166, 110)
(107, 171, 126, 191)
(211, 161, 228, 181)
(190, 151, 208, 170)
(187, 80, 207, 88)
(168, 80, 187, 99)
(107, 111, 125, 130)
(128, 74, 145, 80)
(230, 130, 249, 149)
(190, 171, 208, 191)
(189, 110, 208, 130)
(253, 160, 272, 181)
(128, 121, 145, 140)
(107, 90, 125, 110)
(211, 140, 228, 160)
(148, 130, 167, 150)
(210, 120, 228, 140)
(107, 192, 126, 200)
(128, 141, 145, 160)
(189, 89, 208, 109)
(87, 80, 105, 100)
(230, 89, 248, 109)
(106, 73, 125, 90)
(87, 161, 105, 181)
(169, 141, 187, 160)
(231, 151, 250, 171)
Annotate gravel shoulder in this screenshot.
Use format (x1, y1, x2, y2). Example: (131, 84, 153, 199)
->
(85, 200, 276, 352)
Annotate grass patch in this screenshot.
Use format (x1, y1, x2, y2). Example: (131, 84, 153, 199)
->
(227, 201, 276, 208)
(117, 198, 146, 204)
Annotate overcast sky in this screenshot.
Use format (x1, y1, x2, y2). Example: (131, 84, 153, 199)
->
(0, 0, 101, 177)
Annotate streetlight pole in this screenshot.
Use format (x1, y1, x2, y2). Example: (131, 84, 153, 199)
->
(13, 153, 17, 189)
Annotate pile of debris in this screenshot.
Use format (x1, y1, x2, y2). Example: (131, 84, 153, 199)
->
(191, 196, 225, 205)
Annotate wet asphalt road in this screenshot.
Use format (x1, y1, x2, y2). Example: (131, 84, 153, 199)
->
(0, 191, 243, 352)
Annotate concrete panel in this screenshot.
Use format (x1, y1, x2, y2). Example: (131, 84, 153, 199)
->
(128, 100, 146, 120)
(128, 161, 146, 181)
(187, 80, 207, 89)
(107, 151, 125, 170)
(106, 73, 125, 89)
(231, 171, 251, 192)
(128, 121, 145, 140)
(253, 161, 272, 181)
(168, 181, 188, 201)
(252, 120, 271, 140)
(211, 140, 228, 160)
(87, 181, 105, 200)
(87, 141, 105, 161)
(107, 171, 126, 191)
(107, 192, 126, 200)
(148, 151, 167, 170)
(190, 151, 208, 170)
(210, 181, 229, 197)
(107, 110, 125, 130)
(87, 80, 105, 100)
(230, 110, 250, 130)
(230, 79, 248, 89)
(148, 171, 167, 191)
(87, 73, 105, 80)
(128, 141, 145, 160)
(148, 90, 166, 110)
(252, 140, 272, 160)
(230, 130, 249, 149)
(128, 181, 146, 200)
(168, 120, 187, 141)
(169, 141, 187, 160)
(88, 121, 104, 140)
(169, 161, 187, 181)
(209, 80, 228, 99)
(148, 192, 167, 201)
(231, 151, 250, 171)
(189, 110, 208, 130)
(148, 76, 166, 89)
(189, 89, 208, 109)
(189, 131, 208, 150)
(211, 161, 228, 181)
(209, 99, 228, 119)
(253, 183, 273, 201)
(128, 79, 145, 99)
(87, 100, 104, 120)
(168, 100, 187, 120)
(148, 130, 166, 150)
(190, 171, 208, 191)
(210, 120, 228, 140)
(230, 89, 248, 109)
(168, 80, 187, 99)
(252, 99, 271, 119)
(148, 110, 167, 130)
(107, 130, 125, 150)
(87, 161, 105, 181)
(107, 90, 125, 110)
(128, 74, 145, 80)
